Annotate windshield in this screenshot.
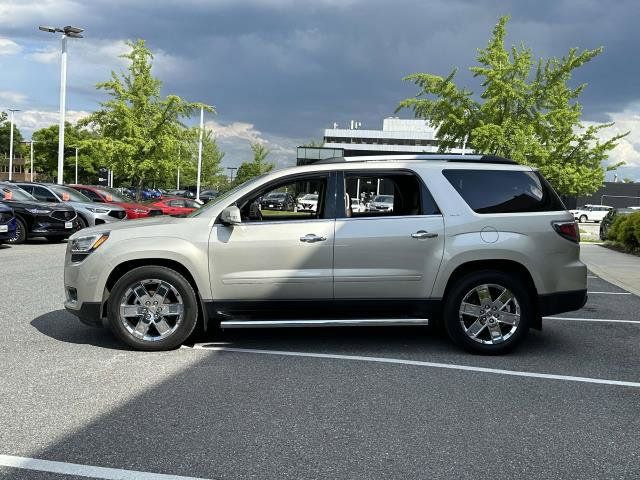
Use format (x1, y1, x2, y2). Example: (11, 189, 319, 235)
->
(266, 192, 286, 199)
(300, 194, 318, 201)
(94, 186, 129, 202)
(50, 185, 92, 202)
(1, 184, 37, 202)
(189, 175, 268, 218)
(374, 195, 394, 203)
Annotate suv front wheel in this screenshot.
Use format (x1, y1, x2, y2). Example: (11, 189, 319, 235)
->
(443, 271, 532, 354)
(107, 266, 199, 351)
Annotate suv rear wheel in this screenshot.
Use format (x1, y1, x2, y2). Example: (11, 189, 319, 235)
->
(107, 266, 199, 351)
(443, 270, 531, 354)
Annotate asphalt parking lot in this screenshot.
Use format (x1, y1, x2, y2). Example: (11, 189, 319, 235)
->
(1, 241, 639, 479)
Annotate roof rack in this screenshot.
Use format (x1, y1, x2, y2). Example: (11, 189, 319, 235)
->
(312, 154, 516, 165)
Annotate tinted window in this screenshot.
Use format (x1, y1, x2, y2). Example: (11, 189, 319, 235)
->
(32, 186, 58, 203)
(78, 188, 103, 202)
(443, 169, 565, 213)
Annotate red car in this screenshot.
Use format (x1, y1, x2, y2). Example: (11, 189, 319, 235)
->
(70, 185, 163, 220)
(148, 197, 201, 216)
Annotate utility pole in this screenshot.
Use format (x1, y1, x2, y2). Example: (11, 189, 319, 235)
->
(30, 140, 34, 181)
(196, 106, 204, 201)
(74, 147, 78, 184)
(39, 24, 84, 184)
(227, 167, 237, 182)
(8, 109, 19, 181)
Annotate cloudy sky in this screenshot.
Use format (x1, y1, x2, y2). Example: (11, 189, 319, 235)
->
(0, 0, 639, 178)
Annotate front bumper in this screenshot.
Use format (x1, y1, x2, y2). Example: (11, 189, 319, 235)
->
(30, 217, 78, 237)
(0, 217, 16, 240)
(64, 298, 103, 327)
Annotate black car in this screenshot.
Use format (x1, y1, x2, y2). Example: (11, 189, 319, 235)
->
(166, 189, 196, 199)
(0, 182, 78, 244)
(199, 189, 218, 203)
(260, 192, 295, 211)
(599, 207, 636, 240)
(0, 203, 17, 244)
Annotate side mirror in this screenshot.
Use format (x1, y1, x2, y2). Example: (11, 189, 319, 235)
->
(220, 205, 242, 226)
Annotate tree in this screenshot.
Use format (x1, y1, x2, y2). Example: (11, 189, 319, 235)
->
(233, 142, 274, 185)
(0, 111, 25, 159)
(169, 129, 225, 189)
(398, 16, 627, 196)
(79, 39, 214, 194)
(31, 122, 99, 183)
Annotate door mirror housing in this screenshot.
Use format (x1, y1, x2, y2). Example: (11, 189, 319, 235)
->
(220, 205, 242, 225)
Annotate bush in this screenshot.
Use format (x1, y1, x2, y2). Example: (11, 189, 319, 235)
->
(608, 212, 640, 251)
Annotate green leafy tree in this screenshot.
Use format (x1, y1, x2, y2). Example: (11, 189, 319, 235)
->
(398, 16, 627, 196)
(0, 111, 25, 161)
(79, 39, 214, 195)
(31, 122, 99, 183)
(233, 142, 274, 185)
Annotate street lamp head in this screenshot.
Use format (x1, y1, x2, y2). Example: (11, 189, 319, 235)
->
(38, 25, 58, 33)
(66, 32, 84, 38)
(63, 26, 84, 34)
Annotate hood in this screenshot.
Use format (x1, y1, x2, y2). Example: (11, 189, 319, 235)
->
(67, 200, 125, 211)
(112, 201, 156, 210)
(72, 214, 181, 237)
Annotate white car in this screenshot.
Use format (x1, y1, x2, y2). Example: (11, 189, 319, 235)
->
(368, 195, 394, 213)
(350, 198, 366, 213)
(296, 194, 318, 213)
(570, 204, 612, 223)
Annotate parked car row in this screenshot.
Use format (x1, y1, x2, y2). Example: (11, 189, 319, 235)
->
(0, 181, 202, 245)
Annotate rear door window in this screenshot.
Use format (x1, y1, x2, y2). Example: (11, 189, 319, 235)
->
(443, 169, 565, 213)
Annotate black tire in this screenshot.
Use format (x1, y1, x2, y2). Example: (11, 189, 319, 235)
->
(77, 215, 88, 230)
(7, 218, 26, 244)
(579, 215, 587, 223)
(443, 270, 532, 355)
(107, 266, 199, 351)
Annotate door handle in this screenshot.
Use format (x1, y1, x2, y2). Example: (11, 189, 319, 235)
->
(411, 230, 438, 239)
(300, 233, 327, 243)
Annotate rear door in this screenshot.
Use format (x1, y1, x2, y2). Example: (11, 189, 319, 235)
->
(333, 170, 445, 299)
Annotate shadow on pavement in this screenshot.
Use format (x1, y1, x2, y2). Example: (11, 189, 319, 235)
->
(30, 309, 129, 351)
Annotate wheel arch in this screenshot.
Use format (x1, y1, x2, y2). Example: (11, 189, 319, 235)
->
(442, 259, 541, 330)
(103, 258, 209, 331)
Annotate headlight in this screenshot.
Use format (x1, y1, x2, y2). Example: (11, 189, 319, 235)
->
(86, 206, 110, 214)
(27, 208, 52, 214)
(70, 232, 109, 255)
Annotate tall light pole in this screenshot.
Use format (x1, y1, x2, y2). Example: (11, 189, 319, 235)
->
(30, 140, 34, 181)
(74, 147, 79, 184)
(39, 25, 84, 184)
(196, 106, 204, 201)
(7, 109, 19, 181)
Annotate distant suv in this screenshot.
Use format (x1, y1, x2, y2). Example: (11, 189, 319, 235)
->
(570, 204, 612, 223)
(64, 155, 587, 354)
(1, 182, 77, 243)
(15, 182, 127, 229)
(0, 203, 16, 244)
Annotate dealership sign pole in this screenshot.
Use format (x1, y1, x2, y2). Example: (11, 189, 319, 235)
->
(196, 106, 204, 202)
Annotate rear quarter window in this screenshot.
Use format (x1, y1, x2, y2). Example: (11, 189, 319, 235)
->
(443, 169, 565, 213)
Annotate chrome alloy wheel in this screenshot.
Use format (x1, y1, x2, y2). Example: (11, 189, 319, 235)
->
(458, 283, 521, 345)
(119, 279, 184, 342)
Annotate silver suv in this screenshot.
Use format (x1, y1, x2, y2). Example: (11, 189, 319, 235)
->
(63, 155, 587, 354)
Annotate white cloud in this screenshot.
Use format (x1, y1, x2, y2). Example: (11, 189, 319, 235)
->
(584, 109, 640, 169)
(0, 90, 28, 105)
(205, 119, 265, 144)
(17, 109, 91, 134)
(0, 38, 21, 56)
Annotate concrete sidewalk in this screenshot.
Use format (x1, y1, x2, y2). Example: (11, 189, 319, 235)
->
(580, 243, 640, 296)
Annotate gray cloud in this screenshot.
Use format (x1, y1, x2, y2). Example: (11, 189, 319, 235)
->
(1, 0, 639, 173)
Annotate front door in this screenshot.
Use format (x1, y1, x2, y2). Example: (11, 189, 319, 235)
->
(209, 173, 335, 301)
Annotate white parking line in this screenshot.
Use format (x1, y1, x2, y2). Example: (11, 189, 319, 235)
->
(545, 316, 640, 325)
(194, 346, 640, 388)
(587, 291, 632, 295)
(0, 454, 210, 480)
